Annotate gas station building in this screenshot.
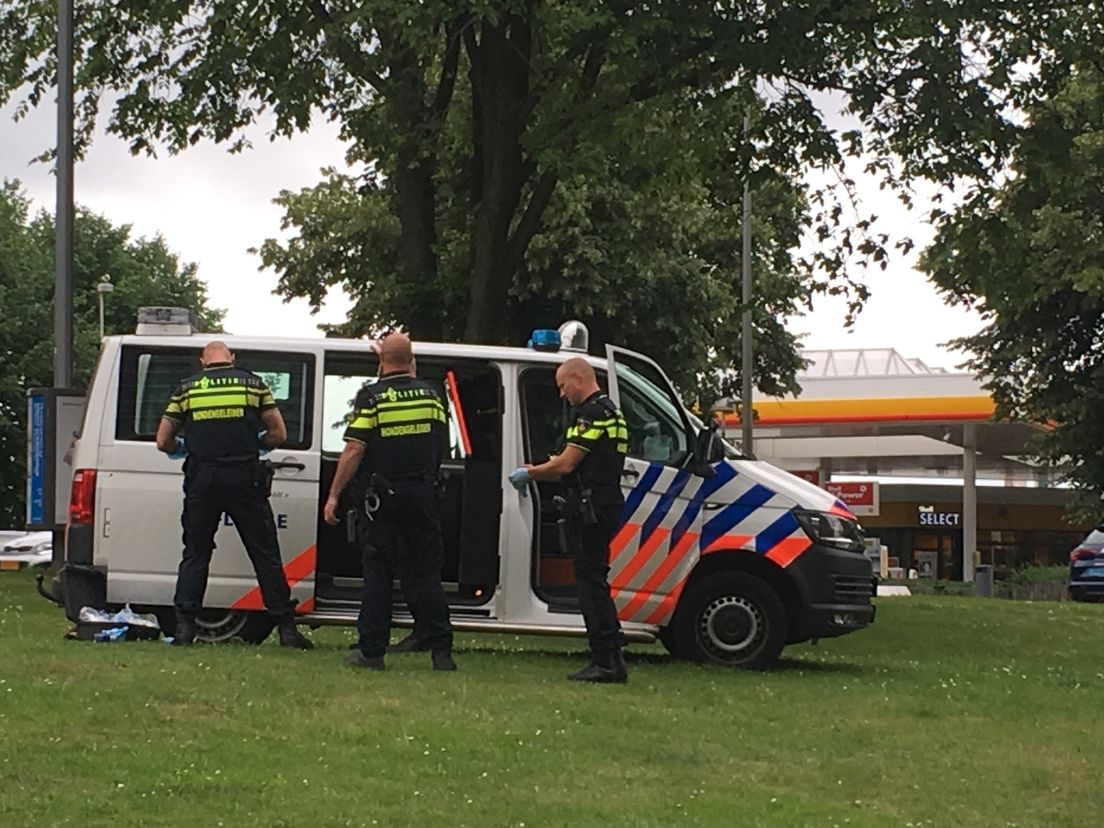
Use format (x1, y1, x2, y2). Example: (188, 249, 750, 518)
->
(718, 349, 1090, 581)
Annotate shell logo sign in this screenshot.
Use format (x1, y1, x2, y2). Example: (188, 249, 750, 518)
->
(824, 481, 880, 516)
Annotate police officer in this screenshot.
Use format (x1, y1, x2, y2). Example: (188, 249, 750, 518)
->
(156, 341, 313, 650)
(510, 357, 629, 683)
(323, 333, 455, 671)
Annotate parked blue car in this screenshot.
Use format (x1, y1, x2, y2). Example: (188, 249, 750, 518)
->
(1069, 526, 1104, 602)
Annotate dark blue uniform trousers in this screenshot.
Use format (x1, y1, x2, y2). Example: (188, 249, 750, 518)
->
(356, 493, 453, 658)
(174, 461, 296, 621)
(566, 503, 624, 664)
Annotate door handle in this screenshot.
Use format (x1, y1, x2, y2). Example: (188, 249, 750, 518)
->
(702, 501, 724, 511)
(269, 460, 306, 471)
(621, 469, 640, 480)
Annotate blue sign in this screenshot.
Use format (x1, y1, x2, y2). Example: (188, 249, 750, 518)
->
(28, 394, 46, 525)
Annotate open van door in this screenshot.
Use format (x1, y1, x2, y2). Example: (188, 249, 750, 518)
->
(603, 345, 715, 626)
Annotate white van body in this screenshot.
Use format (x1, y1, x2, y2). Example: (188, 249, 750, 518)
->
(55, 328, 874, 667)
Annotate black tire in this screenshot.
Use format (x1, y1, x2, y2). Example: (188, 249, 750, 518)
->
(657, 624, 677, 655)
(671, 571, 787, 670)
(151, 606, 177, 637)
(152, 607, 275, 644)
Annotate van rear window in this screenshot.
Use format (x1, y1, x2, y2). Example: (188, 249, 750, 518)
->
(116, 346, 314, 449)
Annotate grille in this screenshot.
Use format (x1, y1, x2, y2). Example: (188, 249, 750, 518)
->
(833, 574, 874, 604)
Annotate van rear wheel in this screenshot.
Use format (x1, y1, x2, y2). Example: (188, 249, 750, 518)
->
(151, 607, 275, 644)
(197, 610, 275, 644)
(671, 572, 786, 670)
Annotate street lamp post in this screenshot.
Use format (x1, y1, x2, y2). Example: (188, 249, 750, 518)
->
(740, 116, 754, 458)
(96, 276, 114, 338)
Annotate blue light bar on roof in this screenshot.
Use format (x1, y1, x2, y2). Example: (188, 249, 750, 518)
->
(527, 329, 561, 352)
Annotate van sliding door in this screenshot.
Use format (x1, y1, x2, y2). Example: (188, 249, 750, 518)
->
(315, 351, 501, 609)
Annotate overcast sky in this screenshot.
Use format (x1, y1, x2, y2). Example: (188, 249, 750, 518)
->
(0, 97, 983, 372)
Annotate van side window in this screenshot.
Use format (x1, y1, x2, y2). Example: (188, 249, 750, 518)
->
(519, 367, 564, 463)
(520, 367, 614, 462)
(116, 346, 314, 449)
(322, 353, 501, 463)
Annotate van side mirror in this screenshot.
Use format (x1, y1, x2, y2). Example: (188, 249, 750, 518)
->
(691, 425, 725, 475)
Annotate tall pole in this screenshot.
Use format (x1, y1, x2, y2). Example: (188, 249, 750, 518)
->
(48, 0, 74, 567)
(962, 424, 978, 582)
(54, 0, 74, 389)
(97, 277, 113, 338)
(740, 117, 754, 458)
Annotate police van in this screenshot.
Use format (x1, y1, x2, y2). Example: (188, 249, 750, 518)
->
(50, 310, 874, 669)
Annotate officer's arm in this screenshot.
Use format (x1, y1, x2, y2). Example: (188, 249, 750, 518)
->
(260, 407, 288, 447)
(155, 418, 181, 453)
(323, 440, 366, 524)
(527, 445, 586, 481)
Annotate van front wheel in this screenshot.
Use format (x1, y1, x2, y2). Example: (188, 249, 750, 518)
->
(671, 572, 786, 670)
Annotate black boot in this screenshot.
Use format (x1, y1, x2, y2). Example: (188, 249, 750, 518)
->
(277, 619, 314, 650)
(346, 650, 385, 670)
(172, 617, 196, 646)
(431, 649, 457, 671)
(612, 649, 629, 683)
(388, 631, 429, 653)
(568, 651, 627, 684)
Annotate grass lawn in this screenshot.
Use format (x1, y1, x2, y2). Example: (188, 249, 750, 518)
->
(1, 568, 1102, 828)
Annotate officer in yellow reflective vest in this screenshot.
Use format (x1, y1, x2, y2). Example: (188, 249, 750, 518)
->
(156, 341, 313, 649)
(323, 332, 456, 671)
(510, 357, 629, 683)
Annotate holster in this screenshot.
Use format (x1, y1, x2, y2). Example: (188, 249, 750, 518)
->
(259, 460, 275, 497)
(347, 506, 377, 549)
(563, 488, 598, 526)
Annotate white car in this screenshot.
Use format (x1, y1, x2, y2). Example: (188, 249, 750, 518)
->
(0, 531, 53, 570)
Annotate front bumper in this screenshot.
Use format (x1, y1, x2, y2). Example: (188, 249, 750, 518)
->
(788, 542, 876, 641)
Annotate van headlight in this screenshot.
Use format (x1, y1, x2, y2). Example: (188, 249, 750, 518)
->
(33, 541, 52, 556)
(794, 510, 864, 553)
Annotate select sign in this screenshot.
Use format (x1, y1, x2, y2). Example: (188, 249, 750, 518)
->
(918, 506, 961, 527)
(824, 481, 880, 516)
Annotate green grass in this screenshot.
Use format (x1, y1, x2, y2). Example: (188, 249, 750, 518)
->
(1, 568, 1102, 828)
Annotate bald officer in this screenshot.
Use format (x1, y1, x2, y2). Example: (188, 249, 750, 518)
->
(157, 341, 312, 649)
(512, 357, 629, 683)
(324, 333, 455, 672)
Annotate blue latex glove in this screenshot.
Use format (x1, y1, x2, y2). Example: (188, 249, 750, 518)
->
(257, 429, 271, 458)
(507, 467, 531, 496)
(167, 436, 188, 461)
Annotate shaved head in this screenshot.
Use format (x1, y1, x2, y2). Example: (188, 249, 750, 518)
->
(558, 357, 595, 383)
(200, 341, 234, 366)
(379, 331, 414, 373)
(556, 357, 600, 405)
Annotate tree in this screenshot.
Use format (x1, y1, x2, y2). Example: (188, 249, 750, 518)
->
(2, 1, 1102, 392)
(258, 90, 812, 397)
(0, 181, 222, 526)
(921, 66, 1104, 514)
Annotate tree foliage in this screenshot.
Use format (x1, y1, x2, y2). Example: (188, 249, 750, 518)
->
(921, 66, 1104, 514)
(3, 1, 1103, 398)
(0, 181, 222, 526)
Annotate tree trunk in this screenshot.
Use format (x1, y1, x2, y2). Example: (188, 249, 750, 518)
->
(393, 151, 442, 340)
(463, 15, 533, 343)
(384, 26, 456, 341)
